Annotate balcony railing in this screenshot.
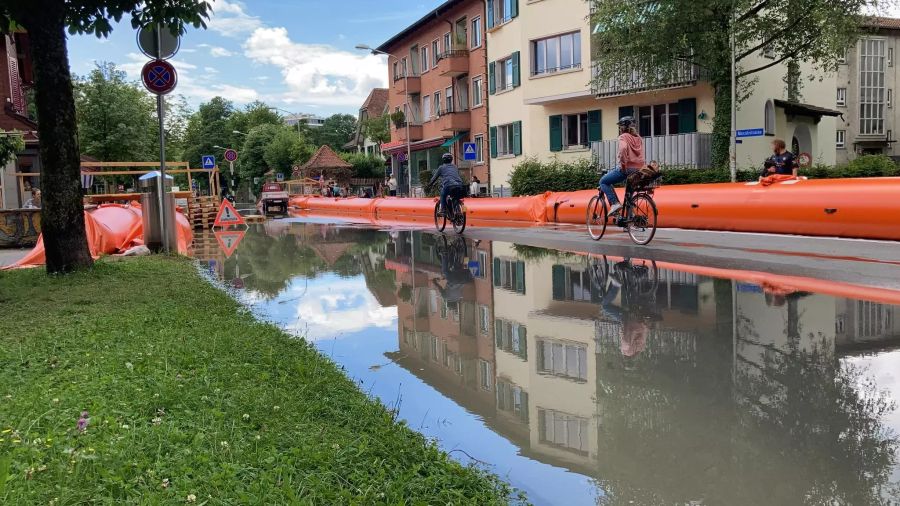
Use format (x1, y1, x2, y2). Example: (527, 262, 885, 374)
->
(592, 60, 704, 97)
(435, 104, 470, 132)
(436, 50, 470, 76)
(393, 73, 421, 94)
(592, 132, 713, 169)
(395, 123, 423, 143)
(530, 62, 582, 78)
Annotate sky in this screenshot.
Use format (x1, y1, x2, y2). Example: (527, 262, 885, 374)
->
(67, 0, 445, 116)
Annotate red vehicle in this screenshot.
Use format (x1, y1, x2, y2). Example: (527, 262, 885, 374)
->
(258, 182, 289, 215)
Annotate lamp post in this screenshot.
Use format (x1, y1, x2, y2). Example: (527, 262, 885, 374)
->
(356, 43, 413, 197)
(230, 130, 253, 200)
(268, 106, 304, 140)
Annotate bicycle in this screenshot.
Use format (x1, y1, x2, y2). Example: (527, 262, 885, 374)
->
(433, 187, 467, 234)
(586, 170, 660, 245)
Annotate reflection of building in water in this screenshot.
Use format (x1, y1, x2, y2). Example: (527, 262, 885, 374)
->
(386, 233, 496, 415)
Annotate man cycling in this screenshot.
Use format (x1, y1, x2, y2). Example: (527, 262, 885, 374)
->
(427, 153, 465, 215)
(599, 116, 645, 215)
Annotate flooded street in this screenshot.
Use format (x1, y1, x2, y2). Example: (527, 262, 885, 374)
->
(197, 221, 900, 505)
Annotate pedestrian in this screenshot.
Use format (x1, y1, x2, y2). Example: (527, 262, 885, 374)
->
(24, 189, 41, 209)
(469, 176, 480, 198)
(388, 175, 398, 197)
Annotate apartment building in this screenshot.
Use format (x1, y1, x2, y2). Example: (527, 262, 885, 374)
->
(377, 0, 489, 196)
(1, 31, 40, 210)
(835, 18, 900, 164)
(283, 113, 325, 128)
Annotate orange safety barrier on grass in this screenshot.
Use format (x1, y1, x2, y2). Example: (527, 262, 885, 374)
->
(4, 202, 193, 270)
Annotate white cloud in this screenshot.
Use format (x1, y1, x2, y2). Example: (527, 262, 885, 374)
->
(197, 43, 234, 57)
(207, 0, 263, 37)
(280, 277, 397, 340)
(204, 66, 220, 74)
(120, 52, 257, 104)
(243, 27, 388, 107)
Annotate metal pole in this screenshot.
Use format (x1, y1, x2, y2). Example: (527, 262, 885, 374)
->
(155, 25, 170, 253)
(405, 65, 412, 198)
(730, 1, 738, 182)
(229, 160, 235, 196)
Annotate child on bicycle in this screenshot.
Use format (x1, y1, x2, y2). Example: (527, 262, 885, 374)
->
(600, 116, 646, 215)
(426, 153, 465, 216)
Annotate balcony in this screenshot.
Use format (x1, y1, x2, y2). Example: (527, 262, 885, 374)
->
(436, 50, 470, 77)
(592, 133, 713, 169)
(592, 60, 704, 97)
(435, 105, 470, 132)
(395, 123, 423, 143)
(393, 74, 421, 94)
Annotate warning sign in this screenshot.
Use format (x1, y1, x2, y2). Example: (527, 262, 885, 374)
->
(213, 199, 245, 228)
(214, 229, 245, 258)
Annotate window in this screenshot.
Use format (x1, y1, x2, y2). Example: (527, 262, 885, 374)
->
(497, 124, 514, 156)
(472, 17, 483, 48)
(475, 134, 484, 163)
(409, 45, 419, 74)
(400, 57, 408, 77)
(495, 318, 527, 359)
(491, 122, 521, 158)
(859, 38, 886, 135)
(562, 113, 589, 149)
(433, 91, 441, 116)
(837, 87, 847, 106)
(493, 257, 525, 292)
(538, 409, 589, 454)
(537, 339, 587, 381)
(856, 301, 893, 337)
(392, 62, 399, 80)
(432, 40, 439, 66)
(477, 251, 487, 277)
(890, 89, 894, 108)
(890, 47, 894, 67)
(479, 360, 492, 390)
(472, 76, 484, 107)
(763, 45, 775, 59)
(488, 0, 515, 27)
(422, 95, 431, 121)
(836, 129, 846, 149)
(443, 32, 451, 54)
(500, 57, 514, 90)
(532, 31, 581, 76)
(445, 86, 454, 113)
(637, 103, 681, 136)
(838, 48, 847, 64)
(479, 304, 489, 334)
(421, 45, 429, 73)
(764, 99, 775, 135)
(497, 380, 529, 422)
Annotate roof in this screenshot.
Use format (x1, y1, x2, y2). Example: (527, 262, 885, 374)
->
(773, 100, 843, 118)
(863, 16, 900, 29)
(296, 145, 352, 178)
(361, 88, 389, 116)
(377, 0, 466, 52)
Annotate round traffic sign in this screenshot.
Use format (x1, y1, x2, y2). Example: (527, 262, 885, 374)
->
(224, 149, 238, 162)
(142, 59, 178, 95)
(137, 24, 180, 60)
(797, 152, 813, 168)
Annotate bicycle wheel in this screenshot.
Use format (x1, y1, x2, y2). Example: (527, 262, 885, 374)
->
(434, 201, 447, 232)
(589, 256, 611, 291)
(626, 194, 658, 245)
(452, 199, 467, 234)
(586, 195, 608, 241)
(630, 259, 659, 296)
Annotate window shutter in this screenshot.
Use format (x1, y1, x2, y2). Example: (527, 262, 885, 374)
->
(549, 115, 563, 152)
(487, 0, 495, 28)
(515, 261, 526, 293)
(678, 98, 697, 133)
(588, 109, 602, 142)
(552, 265, 566, 300)
(618, 106, 634, 120)
(488, 61, 496, 95)
(512, 121, 522, 156)
(490, 126, 498, 158)
(493, 257, 501, 285)
(511, 51, 521, 88)
(510, 0, 519, 19)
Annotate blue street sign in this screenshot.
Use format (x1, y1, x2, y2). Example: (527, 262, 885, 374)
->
(201, 155, 216, 169)
(468, 260, 481, 277)
(462, 142, 478, 161)
(736, 128, 765, 138)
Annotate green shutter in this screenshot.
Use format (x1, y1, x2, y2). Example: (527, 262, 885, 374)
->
(515, 261, 525, 293)
(487, 0, 495, 28)
(588, 110, 602, 142)
(488, 61, 496, 95)
(493, 257, 501, 285)
(510, 0, 519, 18)
(490, 126, 498, 158)
(618, 106, 634, 120)
(678, 98, 697, 133)
(552, 265, 566, 300)
(511, 51, 521, 88)
(549, 115, 563, 152)
(512, 121, 522, 156)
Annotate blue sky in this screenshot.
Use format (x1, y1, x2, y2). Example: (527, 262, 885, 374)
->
(67, 0, 444, 115)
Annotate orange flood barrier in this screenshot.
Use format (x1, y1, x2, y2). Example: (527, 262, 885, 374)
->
(289, 177, 900, 241)
(4, 203, 193, 270)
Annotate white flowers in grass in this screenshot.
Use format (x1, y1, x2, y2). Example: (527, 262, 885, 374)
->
(242, 413, 250, 421)
(186, 494, 197, 503)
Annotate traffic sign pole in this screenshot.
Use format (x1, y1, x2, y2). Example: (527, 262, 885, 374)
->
(155, 25, 171, 253)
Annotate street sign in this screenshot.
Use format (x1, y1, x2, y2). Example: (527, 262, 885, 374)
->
(201, 155, 216, 169)
(215, 229, 246, 258)
(468, 260, 481, 277)
(276, 172, 284, 182)
(137, 24, 180, 60)
(224, 149, 238, 162)
(736, 128, 765, 138)
(462, 142, 477, 161)
(141, 59, 178, 95)
(213, 199, 246, 228)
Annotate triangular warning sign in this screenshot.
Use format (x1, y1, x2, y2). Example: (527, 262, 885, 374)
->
(214, 229, 245, 258)
(464, 144, 476, 155)
(213, 199, 245, 227)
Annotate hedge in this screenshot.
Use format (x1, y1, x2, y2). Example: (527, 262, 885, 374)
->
(508, 155, 900, 196)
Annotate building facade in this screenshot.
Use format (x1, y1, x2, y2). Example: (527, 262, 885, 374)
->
(1, 31, 40, 210)
(284, 113, 325, 128)
(377, 0, 489, 196)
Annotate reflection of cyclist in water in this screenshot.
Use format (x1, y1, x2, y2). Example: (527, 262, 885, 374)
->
(431, 237, 474, 306)
(597, 259, 659, 358)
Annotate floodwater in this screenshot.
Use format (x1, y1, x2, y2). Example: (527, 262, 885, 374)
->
(196, 221, 900, 506)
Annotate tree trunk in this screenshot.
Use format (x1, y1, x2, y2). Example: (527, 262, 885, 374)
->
(712, 81, 732, 170)
(24, 2, 93, 273)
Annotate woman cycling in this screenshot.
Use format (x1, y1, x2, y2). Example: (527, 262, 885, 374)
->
(599, 116, 645, 215)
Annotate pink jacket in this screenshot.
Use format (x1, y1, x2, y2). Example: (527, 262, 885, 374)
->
(618, 132, 645, 169)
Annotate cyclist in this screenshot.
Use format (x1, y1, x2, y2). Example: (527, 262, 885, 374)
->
(432, 237, 474, 307)
(600, 116, 645, 215)
(426, 153, 465, 216)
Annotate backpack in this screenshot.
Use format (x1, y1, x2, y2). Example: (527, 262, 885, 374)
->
(627, 165, 660, 188)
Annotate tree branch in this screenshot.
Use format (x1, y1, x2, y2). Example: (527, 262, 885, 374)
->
(737, 40, 815, 78)
(738, 0, 770, 22)
(736, 10, 814, 62)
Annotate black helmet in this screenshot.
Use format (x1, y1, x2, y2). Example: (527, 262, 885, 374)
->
(442, 153, 453, 163)
(617, 116, 635, 128)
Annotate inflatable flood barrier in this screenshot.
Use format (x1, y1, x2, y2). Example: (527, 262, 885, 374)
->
(4, 203, 193, 270)
(291, 178, 900, 241)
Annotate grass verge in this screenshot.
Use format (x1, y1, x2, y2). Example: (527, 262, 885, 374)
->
(0, 257, 521, 504)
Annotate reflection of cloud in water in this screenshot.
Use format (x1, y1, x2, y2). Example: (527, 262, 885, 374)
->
(274, 274, 397, 340)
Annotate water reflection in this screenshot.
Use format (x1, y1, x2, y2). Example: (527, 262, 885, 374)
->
(197, 223, 900, 505)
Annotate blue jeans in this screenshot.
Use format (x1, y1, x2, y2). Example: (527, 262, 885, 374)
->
(439, 185, 464, 213)
(599, 167, 636, 205)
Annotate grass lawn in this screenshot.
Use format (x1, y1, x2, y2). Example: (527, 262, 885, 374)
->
(0, 257, 520, 505)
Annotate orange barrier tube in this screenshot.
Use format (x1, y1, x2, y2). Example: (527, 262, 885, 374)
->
(5, 203, 193, 270)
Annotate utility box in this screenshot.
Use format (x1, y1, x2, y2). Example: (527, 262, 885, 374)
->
(139, 171, 177, 252)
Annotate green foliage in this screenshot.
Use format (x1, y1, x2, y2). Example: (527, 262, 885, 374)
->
(310, 114, 357, 152)
(509, 157, 598, 196)
(390, 110, 406, 129)
(0, 257, 519, 504)
(362, 114, 390, 145)
(238, 124, 280, 184)
(340, 152, 386, 179)
(0, 131, 25, 167)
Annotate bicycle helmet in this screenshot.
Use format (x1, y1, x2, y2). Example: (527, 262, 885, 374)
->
(617, 116, 636, 128)
(441, 153, 454, 163)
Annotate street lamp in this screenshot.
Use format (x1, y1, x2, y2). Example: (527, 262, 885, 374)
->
(357, 43, 413, 197)
(268, 106, 304, 140)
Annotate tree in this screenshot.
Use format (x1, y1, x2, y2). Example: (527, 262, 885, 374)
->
(229, 101, 283, 136)
(237, 124, 280, 188)
(182, 96, 236, 173)
(74, 62, 156, 162)
(313, 114, 358, 151)
(0, 0, 211, 273)
(362, 114, 390, 145)
(590, 0, 872, 168)
(0, 131, 26, 168)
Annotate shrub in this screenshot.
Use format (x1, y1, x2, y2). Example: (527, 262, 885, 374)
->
(509, 157, 597, 196)
(340, 152, 386, 179)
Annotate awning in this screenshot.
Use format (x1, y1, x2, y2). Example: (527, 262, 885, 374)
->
(441, 132, 467, 148)
(382, 137, 447, 156)
(774, 99, 843, 123)
(381, 141, 405, 151)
